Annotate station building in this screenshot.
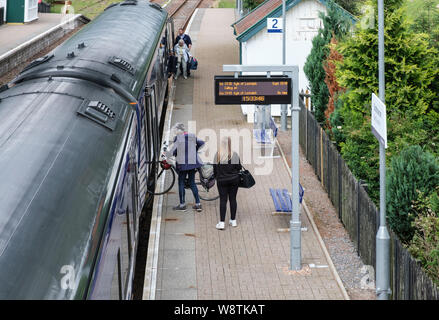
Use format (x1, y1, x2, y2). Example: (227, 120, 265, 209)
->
(1, 0, 39, 24)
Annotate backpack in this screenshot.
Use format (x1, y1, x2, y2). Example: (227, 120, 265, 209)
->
(189, 57, 198, 70)
(199, 163, 214, 180)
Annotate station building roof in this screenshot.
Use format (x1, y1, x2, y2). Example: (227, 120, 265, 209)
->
(232, 0, 356, 42)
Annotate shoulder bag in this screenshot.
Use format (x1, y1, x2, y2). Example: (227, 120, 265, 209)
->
(238, 166, 255, 189)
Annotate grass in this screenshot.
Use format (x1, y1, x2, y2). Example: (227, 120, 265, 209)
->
(49, 0, 122, 19)
(218, 0, 236, 8)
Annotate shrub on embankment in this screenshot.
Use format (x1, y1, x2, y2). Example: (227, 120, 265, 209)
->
(303, 1, 351, 125)
(387, 146, 439, 244)
(331, 0, 439, 203)
(304, 0, 439, 288)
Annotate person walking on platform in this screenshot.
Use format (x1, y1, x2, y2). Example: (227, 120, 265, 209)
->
(174, 39, 191, 80)
(174, 28, 192, 77)
(174, 28, 192, 50)
(167, 123, 204, 212)
(213, 137, 242, 230)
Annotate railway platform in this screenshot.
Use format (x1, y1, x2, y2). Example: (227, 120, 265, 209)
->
(0, 13, 64, 57)
(143, 8, 348, 300)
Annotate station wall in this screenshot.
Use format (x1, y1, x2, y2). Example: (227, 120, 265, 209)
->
(240, 0, 326, 120)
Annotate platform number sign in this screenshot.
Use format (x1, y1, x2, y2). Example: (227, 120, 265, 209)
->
(267, 18, 283, 33)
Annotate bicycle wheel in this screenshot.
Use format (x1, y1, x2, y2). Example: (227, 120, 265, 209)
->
(196, 174, 219, 201)
(147, 165, 176, 196)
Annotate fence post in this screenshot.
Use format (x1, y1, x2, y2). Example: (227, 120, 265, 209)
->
(327, 138, 331, 196)
(404, 253, 410, 300)
(314, 119, 317, 175)
(357, 180, 360, 256)
(338, 155, 342, 220)
(320, 127, 323, 186)
(393, 236, 398, 300)
(305, 104, 308, 160)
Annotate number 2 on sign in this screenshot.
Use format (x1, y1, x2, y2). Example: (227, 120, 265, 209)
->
(272, 19, 278, 29)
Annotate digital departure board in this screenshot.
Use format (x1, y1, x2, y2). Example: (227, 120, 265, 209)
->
(214, 76, 291, 105)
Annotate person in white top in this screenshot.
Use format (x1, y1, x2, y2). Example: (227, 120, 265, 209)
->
(173, 39, 191, 80)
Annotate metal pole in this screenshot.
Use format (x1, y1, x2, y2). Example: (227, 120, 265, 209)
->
(240, 0, 243, 17)
(281, 0, 288, 131)
(237, 0, 240, 18)
(376, 0, 391, 300)
(290, 67, 301, 270)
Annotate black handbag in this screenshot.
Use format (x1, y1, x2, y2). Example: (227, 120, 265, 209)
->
(238, 166, 255, 188)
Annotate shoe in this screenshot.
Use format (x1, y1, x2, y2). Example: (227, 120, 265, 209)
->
(193, 203, 202, 212)
(174, 75, 178, 80)
(216, 222, 225, 230)
(184, 76, 187, 79)
(229, 220, 237, 227)
(173, 204, 187, 212)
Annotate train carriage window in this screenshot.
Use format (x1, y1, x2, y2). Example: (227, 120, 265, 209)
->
(116, 249, 123, 300)
(143, 94, 153, 165)
(147, 87, 156, 161)
(131, 166, 138, 235)
(149, 86, 159, 161)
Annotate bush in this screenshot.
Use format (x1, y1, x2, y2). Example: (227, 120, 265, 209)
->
(408, 201, 439, 286)
(387, 146, 439, 243)
(243, 0, 264, 11)
(332, 0, 439, 204)
(334, 0, 365, 16)
(303, 0, 351, 124)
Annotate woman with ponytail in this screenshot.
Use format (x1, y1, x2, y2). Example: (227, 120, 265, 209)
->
(213, 137, 242, 230)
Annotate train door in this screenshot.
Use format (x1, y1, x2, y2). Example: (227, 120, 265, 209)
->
(168, 18, 175, 48)
(90, 115, 139, 300)
(148, 85, 160, 162)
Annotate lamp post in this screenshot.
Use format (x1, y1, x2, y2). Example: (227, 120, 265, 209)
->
(375, 0, 391, 300)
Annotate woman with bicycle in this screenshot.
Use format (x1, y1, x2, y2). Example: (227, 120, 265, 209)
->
(167, 123, 205, 212)
(213, 136, 242, 230)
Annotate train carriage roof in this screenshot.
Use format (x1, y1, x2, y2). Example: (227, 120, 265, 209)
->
(16, 0, 168, 100)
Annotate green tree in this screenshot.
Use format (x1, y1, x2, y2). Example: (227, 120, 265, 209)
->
(334, 0, 365, 16)
(304, 1, 351, 124)
(408, 187, 439, 285)
(331, 0, 439, 203)
(406, 0, 439, 50)
(387, 146, 439, 243)
(243, 0, 264, 11)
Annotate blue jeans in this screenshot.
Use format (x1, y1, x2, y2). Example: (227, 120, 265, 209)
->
(178, 169, 200, 205)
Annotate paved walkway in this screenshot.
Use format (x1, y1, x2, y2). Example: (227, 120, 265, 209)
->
(0, 13, 62, 56)
(144, 8, 347, 300)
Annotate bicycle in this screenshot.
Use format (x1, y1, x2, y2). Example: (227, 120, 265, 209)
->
(146, 142, 220, 201)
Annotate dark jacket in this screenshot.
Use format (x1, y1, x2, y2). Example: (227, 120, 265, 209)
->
(174, 34, 192, 47)
(213, 152, 242, 183)
(168, 55, 177, 75)
(168, 133, 205, 171)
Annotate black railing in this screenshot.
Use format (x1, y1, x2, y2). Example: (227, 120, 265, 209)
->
(38, 2, 52, 13)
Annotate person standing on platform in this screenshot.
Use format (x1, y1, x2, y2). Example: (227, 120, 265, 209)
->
(213, 137, 242, 230)
(174, 28, 192, 77)
(174, 28, 192, 50)
(167, 123, 204, 212)
(174, 40, 190, 80)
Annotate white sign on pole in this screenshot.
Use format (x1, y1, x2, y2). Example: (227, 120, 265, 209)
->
(267, 18, 283, 33)
(371, 93, 387, 148)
